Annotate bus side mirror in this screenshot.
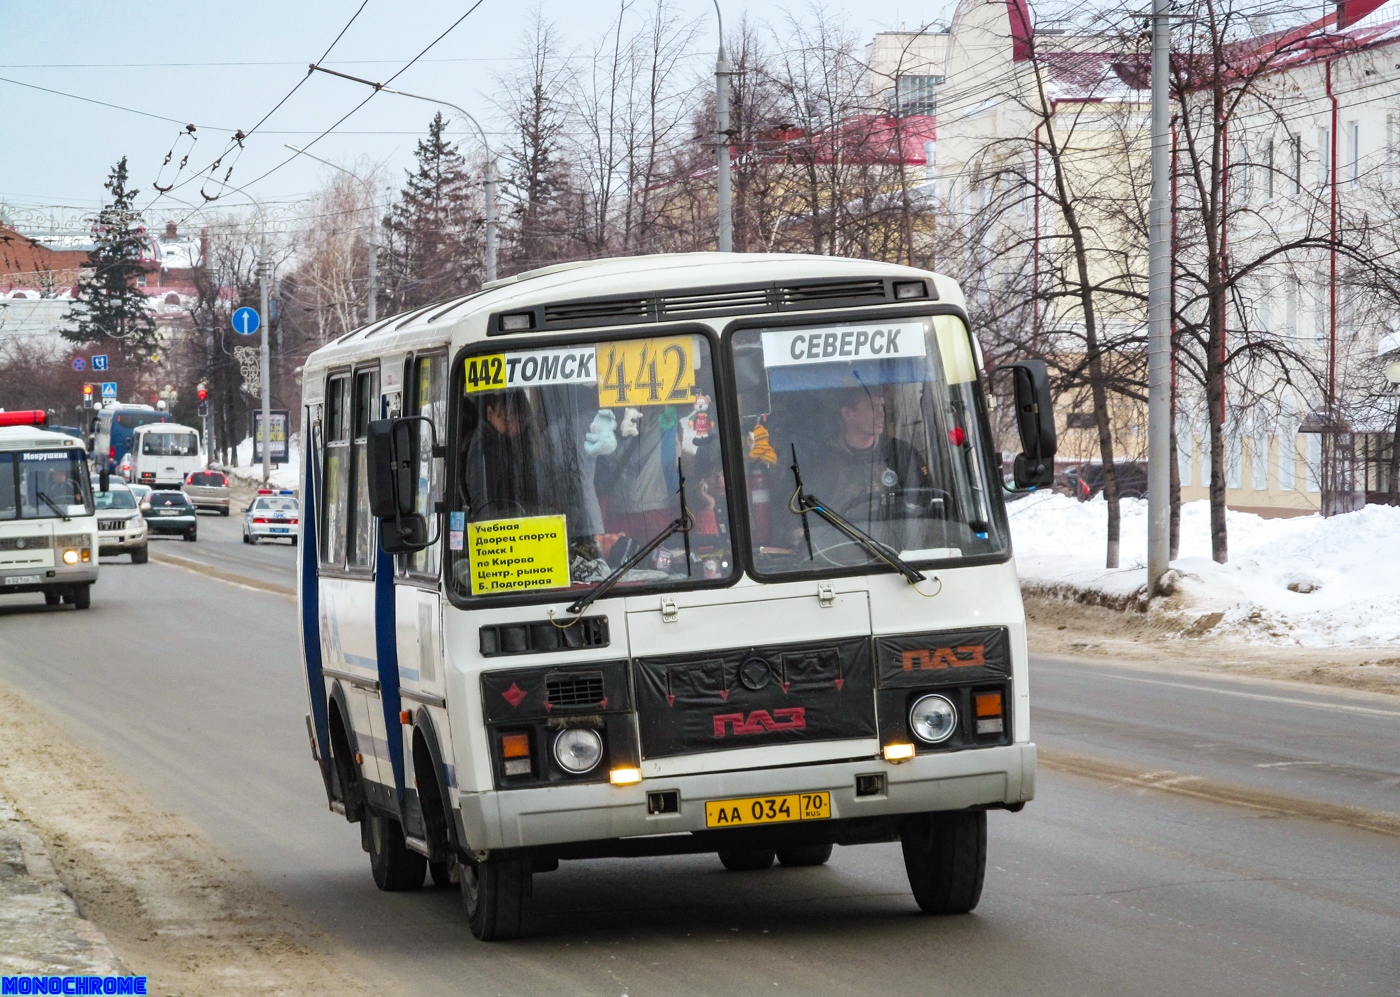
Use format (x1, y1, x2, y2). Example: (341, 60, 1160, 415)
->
(367, 417, 430, 554)
(999, 360, 1056, 489)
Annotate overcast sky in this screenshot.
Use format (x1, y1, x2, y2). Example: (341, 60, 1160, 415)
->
(1, 0, 953, 230)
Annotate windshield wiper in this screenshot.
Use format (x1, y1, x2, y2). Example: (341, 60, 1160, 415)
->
(35, 490, 71, 521)
(789, 445, 925, 585)
(565, 459, 693, 616)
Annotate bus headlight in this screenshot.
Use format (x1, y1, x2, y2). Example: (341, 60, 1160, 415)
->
(553, 729, 603, 774)
(61, 549, 80, 565)
(909, 694, 958, 744)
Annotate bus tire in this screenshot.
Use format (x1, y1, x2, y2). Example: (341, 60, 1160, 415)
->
(461, 856, 532, 940)
(776, 843, 833, 867)
(717, 848, 775, 871)
(429, 860, 453, 888)
(220, 507, 230, 517)
(899, 810, 985, 915)
(71, 584, 91, 610)
(43, 591, 61, 606)
(366, 812, 426, 891)
(131, 545, 148, 564)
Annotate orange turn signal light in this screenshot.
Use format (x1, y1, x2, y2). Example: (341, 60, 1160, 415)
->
(883, 743, 916, 763)
(399, 710, 412, 725)
(501, 733, 530, 759)
(609, 767, 643, 785)
(975, 692, 1003, 718)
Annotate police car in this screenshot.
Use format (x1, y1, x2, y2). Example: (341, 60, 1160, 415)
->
(242, 490, 299, 545)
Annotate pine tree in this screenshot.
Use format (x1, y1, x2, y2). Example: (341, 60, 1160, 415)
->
(61, 157, 158, 366)
(383, 113, 482, 311)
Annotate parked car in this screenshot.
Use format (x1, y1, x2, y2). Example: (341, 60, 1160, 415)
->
(183, 469, 232, 515)
(93, 481, 148, 563)
(243, 491, 299, 545)
(144, 490, 198, 541)
(1061, 461, 1149, 502)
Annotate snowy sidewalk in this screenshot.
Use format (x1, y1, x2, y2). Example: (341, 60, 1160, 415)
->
(1010, 494, 1400, 647)
(0, 797, 126, 976)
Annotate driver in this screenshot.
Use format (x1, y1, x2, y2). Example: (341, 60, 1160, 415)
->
(461, 389, 539, 518)
(800, 387, 931, 522)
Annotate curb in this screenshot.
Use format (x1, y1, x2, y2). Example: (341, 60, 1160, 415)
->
(0, 798, 129, 975)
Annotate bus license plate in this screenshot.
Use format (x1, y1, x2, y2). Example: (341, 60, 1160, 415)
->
(704, 792, 830, 828)
(5, 575, 41, 586)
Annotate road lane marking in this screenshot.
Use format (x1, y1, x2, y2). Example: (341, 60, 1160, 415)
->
(148, 549, 295, 599)
(1039, 665, 1400, 719)
(1039, 748, 1400, 839)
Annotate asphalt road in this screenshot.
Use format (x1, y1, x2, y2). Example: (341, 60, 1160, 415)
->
(0, 527, 1396, 996)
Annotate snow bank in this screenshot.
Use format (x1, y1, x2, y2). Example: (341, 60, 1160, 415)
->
(227, 436, 301, 492)
(1010, 493, 1400, 647)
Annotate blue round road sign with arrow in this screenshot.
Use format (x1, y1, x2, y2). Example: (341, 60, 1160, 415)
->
(232, 307, 261, 336)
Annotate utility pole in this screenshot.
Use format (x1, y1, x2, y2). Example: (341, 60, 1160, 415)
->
(713, 0, 733, 253)
(304, 66, 498, 283)
(259, 233, 272, 486)
(284, 145, 379, 321)
(1146, 0, 1172, 594)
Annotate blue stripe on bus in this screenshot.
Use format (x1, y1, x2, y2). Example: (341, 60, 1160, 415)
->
(300, 418, 331, 787)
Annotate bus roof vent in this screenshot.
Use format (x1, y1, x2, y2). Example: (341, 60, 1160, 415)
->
(779, 278, 888, 307)
(542, 296, 652, 327)
(659, 285, 771, 318)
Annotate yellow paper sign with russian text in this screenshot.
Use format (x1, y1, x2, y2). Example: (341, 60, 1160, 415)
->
(596, 337, 697, 407)
(468, 515, 570, 595)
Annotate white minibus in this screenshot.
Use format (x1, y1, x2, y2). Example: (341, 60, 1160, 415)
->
(0, 411, 99, 608)
(129, 422, 202, 490)
(297, 253, 1056, 939)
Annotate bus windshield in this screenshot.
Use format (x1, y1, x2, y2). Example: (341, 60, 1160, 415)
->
(450, 335, 733, 599)
(0, 450, 93, 520)
(141, 431, 198, 456)
(731, 315, 1006, 577)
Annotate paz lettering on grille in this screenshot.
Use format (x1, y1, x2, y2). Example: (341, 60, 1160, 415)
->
(901, 645, 986, 670)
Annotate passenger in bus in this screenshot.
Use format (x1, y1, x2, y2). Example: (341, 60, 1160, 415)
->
(800, 386, 932, 522)
(461, 390, 539, 519)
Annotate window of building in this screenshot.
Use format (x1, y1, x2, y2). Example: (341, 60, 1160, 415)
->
(1066, 411, 1096, 429)
(1346, 120, 1360, 187)
(1264, 139, 1275, 202)
(1291, 134, 1302, 194)
(1318, 127, 1331, 185)
(891, 74, 940, 115)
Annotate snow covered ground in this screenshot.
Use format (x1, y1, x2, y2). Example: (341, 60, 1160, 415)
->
(227, 436, 301, 491)
(1010, 493, 1400, 647)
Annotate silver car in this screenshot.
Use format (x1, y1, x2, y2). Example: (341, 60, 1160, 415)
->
(93, 481, 148, 563)
(184, 469, 231, 515)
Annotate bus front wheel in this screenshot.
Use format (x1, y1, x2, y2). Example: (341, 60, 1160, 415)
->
(461, 856, 532, 941)
(899, 810, 986, 915)
(366, 812, 425, 891)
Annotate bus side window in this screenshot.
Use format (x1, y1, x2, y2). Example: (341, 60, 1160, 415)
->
(347, 368, 379, 569)
(405, 354, 445, 578)
(322, 376, 351, 566)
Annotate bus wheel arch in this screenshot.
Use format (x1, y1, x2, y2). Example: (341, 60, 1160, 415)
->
(326, 688, 364, 823)
(410, 713, 457, 878)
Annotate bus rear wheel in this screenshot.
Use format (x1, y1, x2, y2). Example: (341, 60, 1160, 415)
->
(776, 843, 833, 867)
(460, 856, 532, 940)
(718, 848, 776, 871)
(899, 810, 986, 915)
(366, 812, 425, 891)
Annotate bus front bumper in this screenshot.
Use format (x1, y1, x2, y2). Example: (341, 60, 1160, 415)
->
(460, 742, 1036, 855)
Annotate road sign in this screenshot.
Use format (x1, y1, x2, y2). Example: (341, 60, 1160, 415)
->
(251, 409, 290, 463)
(92, 354, 109, 371)
(71, 357, 86, 371)
(100, 382, 117, 399)
(232, 307, 261, 336)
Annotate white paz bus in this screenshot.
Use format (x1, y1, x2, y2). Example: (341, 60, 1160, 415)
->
(0, 411, 99, 608)
(297, 253, 1057, 939)
(129, 422, 202, 489)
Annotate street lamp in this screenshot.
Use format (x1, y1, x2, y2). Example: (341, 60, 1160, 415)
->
(285, 144, 379, 322)
(305, 65, 497, 282)
(713, 0, 733, 253)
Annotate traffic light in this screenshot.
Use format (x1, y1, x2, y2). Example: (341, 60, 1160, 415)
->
(197, 387, 208, 402)
(82, 383, 94, 409)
